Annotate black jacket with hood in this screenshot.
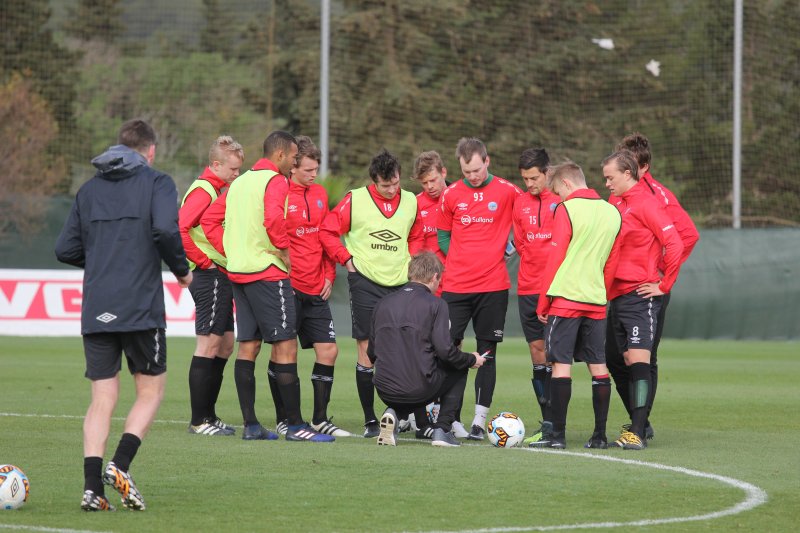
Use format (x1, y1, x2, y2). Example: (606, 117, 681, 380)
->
(367, 281, 476, 403)
(55, 145, 189, 334)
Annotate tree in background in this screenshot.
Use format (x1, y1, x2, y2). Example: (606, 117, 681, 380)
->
(200, 0, 237, 60)
(0, 74, 66, 236)
(0, 0, 79, 194)
(64, 0, 124, 44)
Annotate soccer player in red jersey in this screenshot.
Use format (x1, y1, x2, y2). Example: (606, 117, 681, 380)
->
(320, 149, 424, 437)
(603, 150, 684, 450)
(279, 136, 350, 437)
(528, 161, 622, 449)
(412, 150, 449, 290)
(511, 148, 561, 444)
(179, 135, 243, 437)
(605, 133, 700, 440)
(437, 137, 522, 440)
(201, 131, 335, 443)
(398, 150, 452, 437)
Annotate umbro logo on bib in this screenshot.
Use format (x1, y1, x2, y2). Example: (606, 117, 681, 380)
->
(369, 230, 401, 243)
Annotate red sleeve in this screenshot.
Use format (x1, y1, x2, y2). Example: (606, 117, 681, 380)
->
(322, 252, 337, 284)
(437, 189, 454, 231)
(666, 203, 699, 264)
(320, 192, 353, 265)
(319, 199, 337, 284)
(536, 204, 572, 316)
(199, 190, 228, 256)
(512, 198, 527, 257)
(641, 205, 684, 294)
(407, 212, 425, 255)
(603, 229, 623, 299)
(264, 176, 290, 250)
(179, 188, 214, 269)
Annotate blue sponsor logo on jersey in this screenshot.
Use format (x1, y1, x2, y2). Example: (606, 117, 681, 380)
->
(550, 202, 558, 211)
(488, 202, 498, 211)
(317, 199, 323, 209)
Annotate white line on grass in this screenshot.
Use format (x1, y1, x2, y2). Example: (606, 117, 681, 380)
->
(0, 412, 187, 425)
(0, 525, 112, 533)
(1, 412, 769, 531)
(412, 447, 768, 533)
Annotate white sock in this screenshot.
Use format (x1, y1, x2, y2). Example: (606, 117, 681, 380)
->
(472, 405, 489, 428)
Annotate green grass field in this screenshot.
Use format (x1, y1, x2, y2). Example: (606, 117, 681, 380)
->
(0, 337, 798, 532)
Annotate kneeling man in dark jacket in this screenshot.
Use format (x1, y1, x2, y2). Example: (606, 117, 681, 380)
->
(368, 251, 486, 447)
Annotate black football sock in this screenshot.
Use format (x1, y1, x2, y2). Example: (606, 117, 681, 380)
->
(591, 374, 611, 435)
(549, 377, 572, 438)
(234, 359, 259, 426)
(111, 433, 141, 473)
(475, 341, 497, 408)
(209, 356, 229, 420)
(413, 406, 430, 429)
(646, 363, 658, 426)
(310, 362, 334, 425)
(629, 362, 651, 438)
(188, 356, 214, 425)
(605, 319, 632, 417)
(355, 363, 377, 423)
(532, 364, 551, 420)
(275, 363, 303, 426)
(267, 360, 286, 423)
(83, 456, 104, 494)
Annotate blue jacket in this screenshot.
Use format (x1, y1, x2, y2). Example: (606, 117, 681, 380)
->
(55, 145, 189, 334)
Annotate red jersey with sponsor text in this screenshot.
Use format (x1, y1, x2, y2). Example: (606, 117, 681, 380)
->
(285, 180, 336, 295)
(416, 191, 446, 264)
(416, 190, 447, 296)
(512, 188, 560, 295)
(608, 180, 684, 300)
(438, 175, 521, 293)
(639, 171, 699, 269)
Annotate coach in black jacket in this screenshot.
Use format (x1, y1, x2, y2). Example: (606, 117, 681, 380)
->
(55, 119, 191, 512)
(368, 251, 486, 447)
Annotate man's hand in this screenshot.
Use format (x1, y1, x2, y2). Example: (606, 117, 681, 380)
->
(176, 271, 193, 288)
(537, 313, 548, 324)
(319, 279, 333, 301)
(471, 352, 486, 369)
(345, 257, 356, 273)
(636, 282, 664, 298)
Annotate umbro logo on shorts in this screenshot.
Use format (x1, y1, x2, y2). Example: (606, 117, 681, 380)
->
(96, 313, 117, 323)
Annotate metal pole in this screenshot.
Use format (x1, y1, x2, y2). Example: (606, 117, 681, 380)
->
(320, 0, 330, 177)
(732, 0, 742, 229)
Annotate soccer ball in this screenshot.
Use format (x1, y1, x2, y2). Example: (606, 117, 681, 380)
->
(0, 465, 29, 510)
(487, 412, 525, 448)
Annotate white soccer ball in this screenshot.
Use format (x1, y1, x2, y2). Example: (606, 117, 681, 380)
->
(487, 412, 525, 448)
(0, 465, 29, 510)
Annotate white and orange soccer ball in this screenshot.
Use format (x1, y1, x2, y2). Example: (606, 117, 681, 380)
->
(0, 465, 30, 510)
(487, 412, 525, 448)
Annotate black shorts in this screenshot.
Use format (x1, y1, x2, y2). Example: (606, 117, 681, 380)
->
(609, 291, 663, 352)
(83, 329, 167, 380)
(189, 268, 234, 336)
(232, 279, 297, 343)
(518, 294, 544, 343)
(347, 271, 400, 340)
(442, 290, 508, 343)
(544, 316, 605, 365)
(294, 289, 336, 349)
